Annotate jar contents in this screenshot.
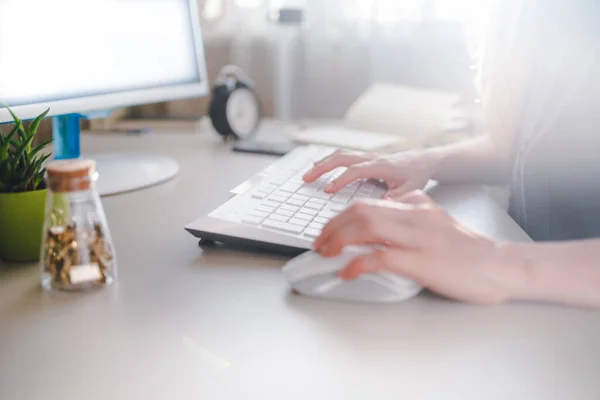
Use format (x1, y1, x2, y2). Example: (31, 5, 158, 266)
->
(43, 222, 114, 289)
(40, 159, 117, 291)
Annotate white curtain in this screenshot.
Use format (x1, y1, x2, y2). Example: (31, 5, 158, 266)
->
(200, 0, 490, 119)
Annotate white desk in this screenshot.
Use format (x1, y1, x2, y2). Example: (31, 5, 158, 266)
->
(1, 123, 600, 400)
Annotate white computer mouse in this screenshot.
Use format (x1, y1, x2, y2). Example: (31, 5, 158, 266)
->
(282, 246, 422, 303)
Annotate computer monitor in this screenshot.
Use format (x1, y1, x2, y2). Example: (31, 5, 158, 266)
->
(0, 0, 209, 195)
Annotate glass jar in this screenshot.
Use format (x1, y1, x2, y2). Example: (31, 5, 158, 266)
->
(40, 159, 117, 292)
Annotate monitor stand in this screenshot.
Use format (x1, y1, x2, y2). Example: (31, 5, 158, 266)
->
(52, 114, 180, 197)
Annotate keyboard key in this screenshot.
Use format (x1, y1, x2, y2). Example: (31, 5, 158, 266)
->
(298, 209, 318, 217)
(309, 222, 325, 230)
(280, 183, 302, 193)
(262, 200, 281, 209)
(304, 202, 324, 211)
(292, 194, 309, 202)
(268, 195, 288, 203)
(273, 190, 292, 199)
(309, 198, 327, 205)
(269, 214, 289, 222)
(242, 216, 263, 225)
(251, 192, 268, 200)
(275, 209, 295, 218)
(359, 181, 376, 189)
(256, 205, 276, 213)
(371, 188, 386, 198)
(304, 228, 322, 238)
(263, 220, 304, 234)
(331, 194, 351, 204)
(270, 179, 286, 186)
(314, 216, 328, 224)
(297, 188, 318, 197)
(294, 213, 313, 221)
(330, 205, 348, 213)
(303, 181, 324, 189)
(287, 199, 306, 207)
(339, 188, 357, 196)
(280, 204, 300, 213)
(309, 191, 333, 201)
(319, 210, 338, 219)
(250, 210, 269, 219)
(289, 218, 310, 227)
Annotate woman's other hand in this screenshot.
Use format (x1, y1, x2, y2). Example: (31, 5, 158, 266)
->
(302, 149, 439, 199)
(314, 191, 518, 305)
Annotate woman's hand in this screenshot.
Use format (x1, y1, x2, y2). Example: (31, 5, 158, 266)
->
(314, 191, 519, 305)
(303, 149, 439, 199)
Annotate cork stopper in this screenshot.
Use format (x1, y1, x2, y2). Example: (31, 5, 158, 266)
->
(47, 159, 96, 192)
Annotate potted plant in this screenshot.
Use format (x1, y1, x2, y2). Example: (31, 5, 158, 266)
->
(0, 107, 51, 262)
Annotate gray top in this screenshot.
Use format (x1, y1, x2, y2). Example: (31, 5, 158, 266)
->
(508, 2, 600, 240)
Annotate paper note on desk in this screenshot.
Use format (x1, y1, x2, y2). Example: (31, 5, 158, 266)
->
(292, 127, 404, 151)
(292, 83, 462, 151)
(344, 83, 459, 136)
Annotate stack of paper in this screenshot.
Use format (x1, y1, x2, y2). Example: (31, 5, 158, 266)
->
(292, 82, 467, 152)
(292, 127, 404, 151)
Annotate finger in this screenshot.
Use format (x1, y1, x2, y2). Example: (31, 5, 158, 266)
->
(314, 202, 371, 250)
(384, 185, 431, 202)
(397, 190, 433, 205)
(303, 152, 366, 183)
(338, 250, 386, 280)
(321, 220, 419, 257)
(314, 200, 397, 250)
(317, 206, 421, 256)
(339, 249, 423, 282)
(324, 162, 385, 193)
(383, 183, 414, 201)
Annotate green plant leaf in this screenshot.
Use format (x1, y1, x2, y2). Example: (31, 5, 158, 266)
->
(6, 107, 26, 140)
(33, 173, 45, 190)
(37, 153, 51, 166)
(0, 107, 52, 192)
(0, 125, 18, 161)
(28, 154, 50, 179)
(13, 134, 35, 161)
(28, 108, 50, 137)
(6, 106, 21, 126)
(0, 138, 8, 162)
(28, 139, 52, 158)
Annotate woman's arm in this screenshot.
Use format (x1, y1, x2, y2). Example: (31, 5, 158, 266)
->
(315, 190, 600, 309)
(426, 134, 513, 185)
(304, 133, 515, 197)
(503, 240, 600, 308)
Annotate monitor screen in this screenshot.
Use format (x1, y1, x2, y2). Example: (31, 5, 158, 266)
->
(0, 0, 207, 119)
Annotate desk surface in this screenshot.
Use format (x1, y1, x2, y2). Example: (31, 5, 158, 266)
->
(1, 122, 600, 400)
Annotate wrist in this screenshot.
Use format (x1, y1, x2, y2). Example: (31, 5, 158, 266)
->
(421, 147, 451, 181)
(418, 147, 446, 178)
(492, 242, 534, 302)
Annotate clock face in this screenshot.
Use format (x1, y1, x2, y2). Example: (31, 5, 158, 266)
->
(226, 88, 260, 138)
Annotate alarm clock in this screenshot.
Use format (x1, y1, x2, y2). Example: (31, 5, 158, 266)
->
(209, 65, 262, 141)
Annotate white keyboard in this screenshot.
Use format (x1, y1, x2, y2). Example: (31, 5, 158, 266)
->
(186, 144, 533, 252)
(205, 145, 387, 243)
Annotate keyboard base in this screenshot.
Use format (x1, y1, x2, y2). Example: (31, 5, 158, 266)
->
(193, 231, 309, 257)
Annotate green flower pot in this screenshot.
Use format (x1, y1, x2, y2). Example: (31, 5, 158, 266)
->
(0, 189, 47, 262)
